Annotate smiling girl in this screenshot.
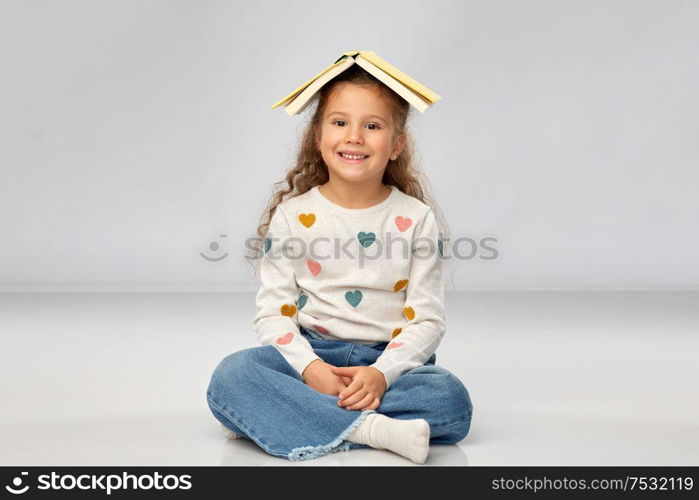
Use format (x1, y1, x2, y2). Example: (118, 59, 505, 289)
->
(206, 60, 473, 464)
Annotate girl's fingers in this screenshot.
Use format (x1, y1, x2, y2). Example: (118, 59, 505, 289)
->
(339, 388, 367, 407)
(342, 376, 352, 385)
(331, 366, 357, 376)
(368, 397, 381, 410)
(347, 393, 375, 411)
(338, 377, 362, 400)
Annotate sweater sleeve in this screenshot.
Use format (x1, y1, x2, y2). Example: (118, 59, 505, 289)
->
(370, 209, 446, 389)
(252, 206, 321, 379)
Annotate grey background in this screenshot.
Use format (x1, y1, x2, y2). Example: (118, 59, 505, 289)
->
(1, 0, 697, 292)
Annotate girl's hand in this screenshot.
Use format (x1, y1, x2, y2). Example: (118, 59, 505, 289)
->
(302, 360, 351, 396)
(330, 366, 387, 411)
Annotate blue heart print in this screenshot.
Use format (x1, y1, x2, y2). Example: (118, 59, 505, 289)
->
(357, 232, 376, 248)
(297, 293, 308, 310)
(345, 290, 363, 307)
(264, 237, 271, 254)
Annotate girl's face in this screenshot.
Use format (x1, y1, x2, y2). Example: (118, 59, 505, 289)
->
(315, 82, 404, 186)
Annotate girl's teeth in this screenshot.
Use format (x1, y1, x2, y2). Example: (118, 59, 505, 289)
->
(341, 153, 367, 160)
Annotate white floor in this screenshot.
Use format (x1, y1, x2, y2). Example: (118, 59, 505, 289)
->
(0, 291, 697, 466)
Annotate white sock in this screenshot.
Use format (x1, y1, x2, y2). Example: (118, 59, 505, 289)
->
(220, 423, 242, 440)
(346, 413, 430, 464)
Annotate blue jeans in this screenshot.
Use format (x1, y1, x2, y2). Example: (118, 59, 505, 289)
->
(206, 326, 473, 461)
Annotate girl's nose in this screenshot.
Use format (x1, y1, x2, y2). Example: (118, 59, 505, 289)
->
(345, 124, 364, 143)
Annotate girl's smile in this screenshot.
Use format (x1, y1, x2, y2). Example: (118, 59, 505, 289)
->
(337, 151, 370, 164)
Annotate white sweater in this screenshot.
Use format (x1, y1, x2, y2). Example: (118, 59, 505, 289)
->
(252, 184, 446, 388)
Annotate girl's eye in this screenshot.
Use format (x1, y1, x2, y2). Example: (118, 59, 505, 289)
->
(331, 120, 380, 130)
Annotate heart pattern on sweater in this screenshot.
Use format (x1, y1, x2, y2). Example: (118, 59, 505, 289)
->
(276, 332, 294, 345)
(357, 231, 376, 248)
(298, 213, 316, 228)
(403, 306, 415, 321)
(393, 279, 408, 292)
(395, 216, 412, 232)
(262, 208, 429, 357)
(297, 293, 308, 310)
(281, 304, 297, 317)
(307, 259, 321, 276)
(313, 324, 330, 335)
(345, 290, 363, 307)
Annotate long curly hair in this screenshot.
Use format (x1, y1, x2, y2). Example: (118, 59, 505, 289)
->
(248, 64, 453, 290)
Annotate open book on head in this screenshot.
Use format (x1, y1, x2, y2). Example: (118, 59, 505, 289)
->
(271, 50, 442, 116)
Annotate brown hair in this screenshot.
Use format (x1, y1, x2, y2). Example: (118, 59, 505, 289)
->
(247, 64, 453, 290)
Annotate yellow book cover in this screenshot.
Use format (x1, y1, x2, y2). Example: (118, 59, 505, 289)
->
(353, 56, 431, 113)
(283, 57, 357, 116)
(359, 51, 441, 103)
(270, 50, 361, 110)
(271, 50, 441, 114)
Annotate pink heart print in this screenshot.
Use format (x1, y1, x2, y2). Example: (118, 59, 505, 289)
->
(276, 332, 294, 345)
(387, 342, 404, 349)
(395, 216, 412, 232)
(313, 324, 330, 335)
(307, 259, 321, 276)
